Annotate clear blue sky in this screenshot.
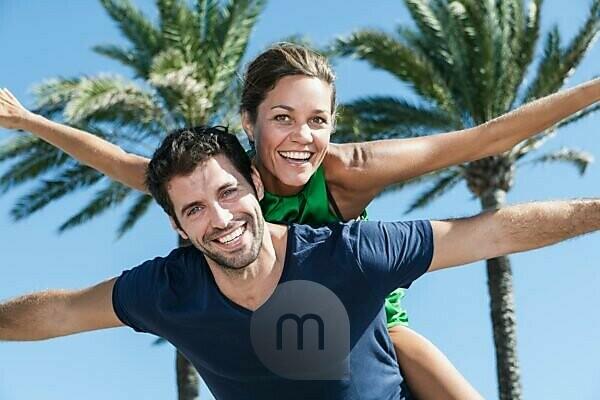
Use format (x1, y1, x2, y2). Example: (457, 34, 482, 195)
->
(1, 1, 599, 399)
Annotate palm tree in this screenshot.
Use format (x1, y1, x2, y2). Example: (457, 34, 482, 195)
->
(334, 1, 599, 399)
(0, 0, 265, 398)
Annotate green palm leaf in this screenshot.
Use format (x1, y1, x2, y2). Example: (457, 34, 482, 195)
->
(0, 147, 70, 193)
(335, 29, 459, 116)
(99, 0, 162, 76)
(117, 192, 154, 237)
(58, 181, 132, 232)
(557, 103, 600, 129)
(336, 96, 457, 141)
(526, 147, 594, 175)
(62, 75, 167, 135)
(10, 165, 104, 220)
(406, 169, 463, 213)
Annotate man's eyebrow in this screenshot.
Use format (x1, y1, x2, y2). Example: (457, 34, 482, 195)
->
(217, 182, 236, 192)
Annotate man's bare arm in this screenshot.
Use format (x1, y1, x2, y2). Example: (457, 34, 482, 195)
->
(0, 278, 122, 341)
(429, 199, 600, 271)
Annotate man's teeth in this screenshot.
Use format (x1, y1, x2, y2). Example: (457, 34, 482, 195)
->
(217, 226, 245, 244)
(279, 151, 312, 161)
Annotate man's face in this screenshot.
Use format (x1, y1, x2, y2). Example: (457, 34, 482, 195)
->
(167, 154, 265, 271)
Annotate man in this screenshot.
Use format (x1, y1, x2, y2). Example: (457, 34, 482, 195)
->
(1, 126, 599, 400)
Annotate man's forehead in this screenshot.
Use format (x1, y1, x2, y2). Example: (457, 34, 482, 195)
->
(168, 156, 240, 191)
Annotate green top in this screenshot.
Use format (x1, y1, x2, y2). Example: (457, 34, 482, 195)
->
(260, 165, 344, 225)
(258, 164, 407, 328)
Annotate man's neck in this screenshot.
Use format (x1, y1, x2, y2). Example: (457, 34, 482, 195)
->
(207, 222, 289, 311)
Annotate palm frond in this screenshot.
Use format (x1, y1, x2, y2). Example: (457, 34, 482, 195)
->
(0, 147, 70, 193)
(117, 193, 154, 237)
(196, 0, 221, 42)
(525, 147, 594, 175)
(557, 103, 600, 129)
(336, 96, 457, 141)
(493, 0, 527, 115)
(335, 29, 459, 117)
(406, 169, 463, 213)
(404, 0, 447, 51)
(524, 0, 599, 101)
(208, 0, 266, 100)
(522, 26, 563, 102)
(560, 0, 600, 79)
(157, 0, 202, 58)
(99, 0, 162, 75)
(377, 169, 447, 197)
(62, 75, 167, 135)
(451, 0, 497, 122)
(92, 44, 144, 75)
(0, 135, 43, 163)
(10, 165, 104, 220)
(30, 78, 81, 118)
(518, 0, 543, 71)
(150, 63, 211, 126)
(58, 181, 132, 232)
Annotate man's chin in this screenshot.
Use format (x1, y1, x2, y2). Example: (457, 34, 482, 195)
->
(203, 249, 259, 272)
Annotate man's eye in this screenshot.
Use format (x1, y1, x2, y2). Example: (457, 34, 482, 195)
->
(222, 188, 238, 199)
(187, 206, 202, 217)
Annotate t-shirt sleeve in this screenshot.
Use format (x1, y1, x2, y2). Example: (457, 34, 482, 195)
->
(112, 257, 165, 335)
(348, 220, 434, 298)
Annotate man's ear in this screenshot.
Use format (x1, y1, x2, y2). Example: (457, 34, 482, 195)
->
(169, 217, 189, 240)
(241, 111, 255, 143)
(250, 166, 264, 201)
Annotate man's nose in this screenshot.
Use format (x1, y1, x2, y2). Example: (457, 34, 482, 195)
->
(210, 203, 233, 229)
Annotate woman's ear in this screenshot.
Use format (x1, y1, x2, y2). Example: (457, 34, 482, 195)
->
(250, 166, 264, 201)
(170, 217, 189, 240)
(241, 111, 255, 143)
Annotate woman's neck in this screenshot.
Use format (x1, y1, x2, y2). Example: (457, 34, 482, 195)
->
(256, 162, 305, 197)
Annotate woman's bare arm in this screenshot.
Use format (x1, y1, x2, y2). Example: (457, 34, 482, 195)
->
(0, 88, 149, 193)
(326, 78, 600, 218)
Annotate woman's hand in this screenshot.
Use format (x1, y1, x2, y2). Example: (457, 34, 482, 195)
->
(0, 88, 32, 130)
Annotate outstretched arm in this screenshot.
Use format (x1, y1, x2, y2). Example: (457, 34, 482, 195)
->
(326, 78, 600, 217)
(429, 199, 600, 272)
(0, 89, 149, 193)
(0, 278, 122, 341)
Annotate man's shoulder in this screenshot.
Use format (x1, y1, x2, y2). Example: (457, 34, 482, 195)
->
(125, 245, 205, 282)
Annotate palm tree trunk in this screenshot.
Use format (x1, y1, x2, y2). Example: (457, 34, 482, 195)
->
(177, 350, 200, 400)
(480, 189, 522, 400)
(176, 236, 200, 400)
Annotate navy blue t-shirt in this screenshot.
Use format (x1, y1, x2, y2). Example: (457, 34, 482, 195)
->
(113, 220, 433, 400)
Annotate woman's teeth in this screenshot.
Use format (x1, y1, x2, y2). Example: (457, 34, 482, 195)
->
(279, 151, 312, 161)
(217, 226, 245, 244)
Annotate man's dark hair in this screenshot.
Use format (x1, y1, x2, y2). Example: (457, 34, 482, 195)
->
(146, 126, 254, 225)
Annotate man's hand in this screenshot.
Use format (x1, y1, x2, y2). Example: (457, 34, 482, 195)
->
(0, 88, 32, 130)
(428, 199, 600, 272)
(0, 278, 123, 341)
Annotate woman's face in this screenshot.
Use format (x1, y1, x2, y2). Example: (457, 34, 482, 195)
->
(242, 75, 334, 196)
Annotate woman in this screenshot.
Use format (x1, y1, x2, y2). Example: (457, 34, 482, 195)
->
(1, 43, 598, 399)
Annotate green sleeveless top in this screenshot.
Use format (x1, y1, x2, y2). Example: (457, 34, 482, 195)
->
(258, 164, 407, 328)
(260, 165, 352, 225)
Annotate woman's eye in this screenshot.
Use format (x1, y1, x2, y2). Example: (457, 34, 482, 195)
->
(274, 114, 291, 122)
(311, 116, 327, 125)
